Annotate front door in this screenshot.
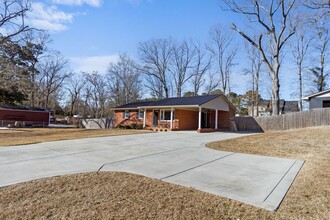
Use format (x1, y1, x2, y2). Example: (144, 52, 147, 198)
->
(153, 110, 159, 126)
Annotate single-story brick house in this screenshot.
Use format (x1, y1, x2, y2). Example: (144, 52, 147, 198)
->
(113, 94, 236, 132)
(302, 89, 330, 109)
(0, 106, 53, 127)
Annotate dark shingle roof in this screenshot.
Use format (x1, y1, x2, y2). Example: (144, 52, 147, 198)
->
(115, 94, 222, 109)
(283, 101, 299, 112)
(0, 105, 51, 112)
(114, 101, 154, 109)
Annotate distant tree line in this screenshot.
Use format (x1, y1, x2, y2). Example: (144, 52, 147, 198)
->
(0, 0, 329, 118)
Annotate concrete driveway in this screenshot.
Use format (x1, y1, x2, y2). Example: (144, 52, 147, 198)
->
(0, 131, 303, 211)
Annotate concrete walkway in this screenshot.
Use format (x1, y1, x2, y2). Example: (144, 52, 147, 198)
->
(0, 131, 303, 211)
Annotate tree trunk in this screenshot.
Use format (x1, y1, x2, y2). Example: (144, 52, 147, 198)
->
(164, 86, 169, 98)
(31, 68, 35, 107)
(70, 99, 75, 116)
(177, 86, 182, 97)
(298, 64, 303, 111)
(271, 75, 280, 115)
(256, 67, 259, 116)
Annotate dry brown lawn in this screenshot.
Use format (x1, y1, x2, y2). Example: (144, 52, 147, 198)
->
(0, 126, 329, 219)
(0, 128, 149, 146)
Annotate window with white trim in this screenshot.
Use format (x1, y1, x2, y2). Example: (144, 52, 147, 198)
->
(138, 109, 144, 119)
(124, 110, 130, 119)
(160, 110, 174, 121)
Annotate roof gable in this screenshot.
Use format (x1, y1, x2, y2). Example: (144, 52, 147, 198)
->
(302, 89, 330, 101)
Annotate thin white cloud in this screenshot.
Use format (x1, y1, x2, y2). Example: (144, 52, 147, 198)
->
(70, 55, 119, 74)
(27, 2, 73, 32)
(52, 0, 103, 7)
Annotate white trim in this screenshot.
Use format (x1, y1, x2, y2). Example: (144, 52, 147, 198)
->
(170, 107, 174, 129)
(198, 107, 202, 130)
(138, 109, 144, 119)
(124, 110, 130, 119)
(143, 108, 146, 128)
(302, 89, 330, 101)
(160, 109, 173, 121)
(215, 109, 218, 129)
(113, 107, 140, 110)
(138, 105, 199, 109)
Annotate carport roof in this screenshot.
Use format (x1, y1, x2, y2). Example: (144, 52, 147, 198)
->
(114, 94, 224, 109)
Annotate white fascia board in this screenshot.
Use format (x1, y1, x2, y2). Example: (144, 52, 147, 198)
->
(302, 89, 330, 100)
(112, 108, 139, 110)
(137, 105, 199, 109)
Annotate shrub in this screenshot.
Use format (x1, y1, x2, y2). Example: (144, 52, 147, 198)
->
(136, 124, 144, 130)
(117, 124, 125, 129)
(131, 123, 137, 129)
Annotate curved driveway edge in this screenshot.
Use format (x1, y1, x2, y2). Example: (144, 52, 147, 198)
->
(0, 131, 303, 211)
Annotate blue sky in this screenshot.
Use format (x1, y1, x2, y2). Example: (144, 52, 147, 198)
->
(27, 0, 298, 100)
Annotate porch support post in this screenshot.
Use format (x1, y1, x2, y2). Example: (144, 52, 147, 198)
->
(170, 107, 174, 129)
(215, 109, 218, 129)
(198, 107, 202, 130)
(143, 108, 146, 128)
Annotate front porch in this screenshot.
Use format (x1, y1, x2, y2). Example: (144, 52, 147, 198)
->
(141, 106, 232, 132)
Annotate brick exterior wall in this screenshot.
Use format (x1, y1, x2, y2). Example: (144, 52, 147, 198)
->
(114, 110, 144, 127)
(114, 107, 235, 131)
(0, 109, 49, 125)
(175, 109, 199, 130)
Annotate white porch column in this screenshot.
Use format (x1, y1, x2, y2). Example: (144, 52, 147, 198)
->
(143, 108, 146, 128)
(198, 107, 202, 130)
(215, 109, 218, 129)
(170, 107, 174, 129)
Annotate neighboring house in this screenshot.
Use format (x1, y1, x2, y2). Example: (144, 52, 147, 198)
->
(248, 100, 299, 116)
(113, 94, 236, 132)
(302, 89, 330, 109)
(0, 106, 52, 127)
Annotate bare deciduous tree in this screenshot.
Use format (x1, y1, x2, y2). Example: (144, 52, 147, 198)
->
(309, 18, 329, 92)
(66, 74, 85, 116)
(0, 0, 31, 45)
(21, 31, 50, 106)
(138, 38, 173, 98)
(244, 41, 262, 116)
(106, 53, 141, 105)
(304, 0, 330, 18)
(82, 72, 108, 118)
(290, 29, 312, 110)
(191, 42, 212, 96)
(224, 0, 297, 115)
(37, 52, 71, 108)
(170, 40, 196, 97)
(208, 25, 237, 95)
(205, 71, 220, 94)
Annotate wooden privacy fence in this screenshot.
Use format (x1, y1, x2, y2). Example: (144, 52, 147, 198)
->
(235, 108, 330, 132)
(234, 117, 263, 132)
